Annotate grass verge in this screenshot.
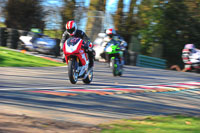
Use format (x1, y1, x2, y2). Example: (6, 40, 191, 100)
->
(100, 115, 200, 133)
(0, 46, 65, 67)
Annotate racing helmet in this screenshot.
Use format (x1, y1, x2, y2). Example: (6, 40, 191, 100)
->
(66, 20, 77, 36)
(184, 44, 196, 53)
(106, 28, 116, 38)
(184, 44, 195, 49)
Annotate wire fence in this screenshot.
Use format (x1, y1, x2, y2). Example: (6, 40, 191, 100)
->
(75, 10, 115, 42)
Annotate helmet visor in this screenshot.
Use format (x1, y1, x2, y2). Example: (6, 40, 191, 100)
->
(108, 34, 113, 38)
(67, 27, 75, 34)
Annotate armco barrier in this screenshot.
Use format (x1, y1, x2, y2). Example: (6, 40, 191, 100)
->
(125, 51, 138, 66)
(0, 28, 29, 49)
(54, 38, 61, 57)
(7, 28, 19, 49)
(136, 54, 166, 69)
(0, 27, 7, 46)
(18, 30, 28, 36)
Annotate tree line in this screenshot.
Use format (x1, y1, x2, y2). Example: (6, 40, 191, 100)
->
(1, 0, 200, 67)
(114, 0, 200, 67)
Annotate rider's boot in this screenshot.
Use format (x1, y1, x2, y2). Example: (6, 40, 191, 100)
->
(88, 48, 95, 69)
(82, 43, 95, 69)
(62, 53, 66, 63)
(105, 53, 110, 67)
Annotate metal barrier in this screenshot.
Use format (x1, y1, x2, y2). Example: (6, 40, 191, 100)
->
(6, 28, 19, 49)
(136, 54, 166, 69)
(0, 27, 7, 47)
(125, 50, 138, 66)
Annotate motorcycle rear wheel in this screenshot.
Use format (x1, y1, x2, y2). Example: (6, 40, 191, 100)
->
(68, 58, 78, 84)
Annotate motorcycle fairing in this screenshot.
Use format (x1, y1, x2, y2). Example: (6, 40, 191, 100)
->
(63, 38, 88, 66)
(64, 39, 82, 54)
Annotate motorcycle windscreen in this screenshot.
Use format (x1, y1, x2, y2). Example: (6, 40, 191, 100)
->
(64, 37, 82, 53)
(67, 37, 81, 46)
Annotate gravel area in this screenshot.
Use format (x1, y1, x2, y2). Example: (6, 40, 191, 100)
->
(0, 113, 101, 133)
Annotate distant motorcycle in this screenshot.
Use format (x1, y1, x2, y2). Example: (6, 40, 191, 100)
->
(104, 41, 123, 76)
(63, 37, 93, 84)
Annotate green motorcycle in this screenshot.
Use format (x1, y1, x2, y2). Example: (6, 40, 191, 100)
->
(104, 41, 123, 76)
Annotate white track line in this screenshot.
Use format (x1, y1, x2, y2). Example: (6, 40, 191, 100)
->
(0, 81, 199, 91)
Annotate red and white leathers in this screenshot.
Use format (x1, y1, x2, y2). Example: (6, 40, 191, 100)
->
(61, 20, 95, 67)
(182, 44, 200, 71)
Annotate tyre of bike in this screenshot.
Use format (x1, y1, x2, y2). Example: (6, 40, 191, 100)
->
(111, 58, 117, 76)
(118, 63, 123, 76)
(82, 68, 93, 84)
(68, 58, 78, 84)
(116, 58, 122, 76)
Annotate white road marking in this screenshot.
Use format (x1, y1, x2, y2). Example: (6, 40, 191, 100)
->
(0, 86, 84, 91)
(0, 81, 199, 92)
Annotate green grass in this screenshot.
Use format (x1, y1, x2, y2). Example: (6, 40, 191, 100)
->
(0, 47, 65, 67)
(0, 23, 6, 27)
(100, 115, 200, 133)
(44, 29, 63, 39)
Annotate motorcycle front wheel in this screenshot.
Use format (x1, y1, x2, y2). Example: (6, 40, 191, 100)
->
(68, 58, 78, 84)
(82, 68, 93, 84)
(118, 64, 123, 76)
(111, 58, 117, 76)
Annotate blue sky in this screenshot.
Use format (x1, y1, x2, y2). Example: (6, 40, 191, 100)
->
(42, 0, 133, 13)
(107, 0, 130, 13)
(0, 0, 141, 29)
(79, 0, 141, 13)
(41, 0, 133, 30)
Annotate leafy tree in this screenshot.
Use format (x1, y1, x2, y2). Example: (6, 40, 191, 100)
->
(100, 0, 106, 12)
(89, 0, 106, 11)
(60, 0, 76, 32)
(85, 0, 107, 41)
(183, 0, 200, 47)
(125, 0, 137, 32)
(114, 0, 124, 32)
(124, 0, 137, 45)
(3, 0, 45, 30)
(161, 0, 200, 66)
(137, 0, 164, 57)
(137, 0, 200, 66)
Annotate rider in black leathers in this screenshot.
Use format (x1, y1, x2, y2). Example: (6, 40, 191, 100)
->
(60, 20, 95, 68)
(102, 28, 126, 66)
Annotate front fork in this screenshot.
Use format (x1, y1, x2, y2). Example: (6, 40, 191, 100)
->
(119, 51, 124, 65)
(68, 56, 79, 72)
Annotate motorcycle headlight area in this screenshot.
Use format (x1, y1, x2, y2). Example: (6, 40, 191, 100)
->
(65, 43, 79, 53)
(106, 47, 113, 52)
(105, 43, 114, 52)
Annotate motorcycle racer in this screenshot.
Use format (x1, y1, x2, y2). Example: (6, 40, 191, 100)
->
(60, 20, 95, 68)
(102, 28, 126, 66)
(182, 44, 200, 71)
(102, 28, 117, 47)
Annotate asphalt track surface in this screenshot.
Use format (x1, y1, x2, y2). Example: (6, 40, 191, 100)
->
(0, 60, 200, 125)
